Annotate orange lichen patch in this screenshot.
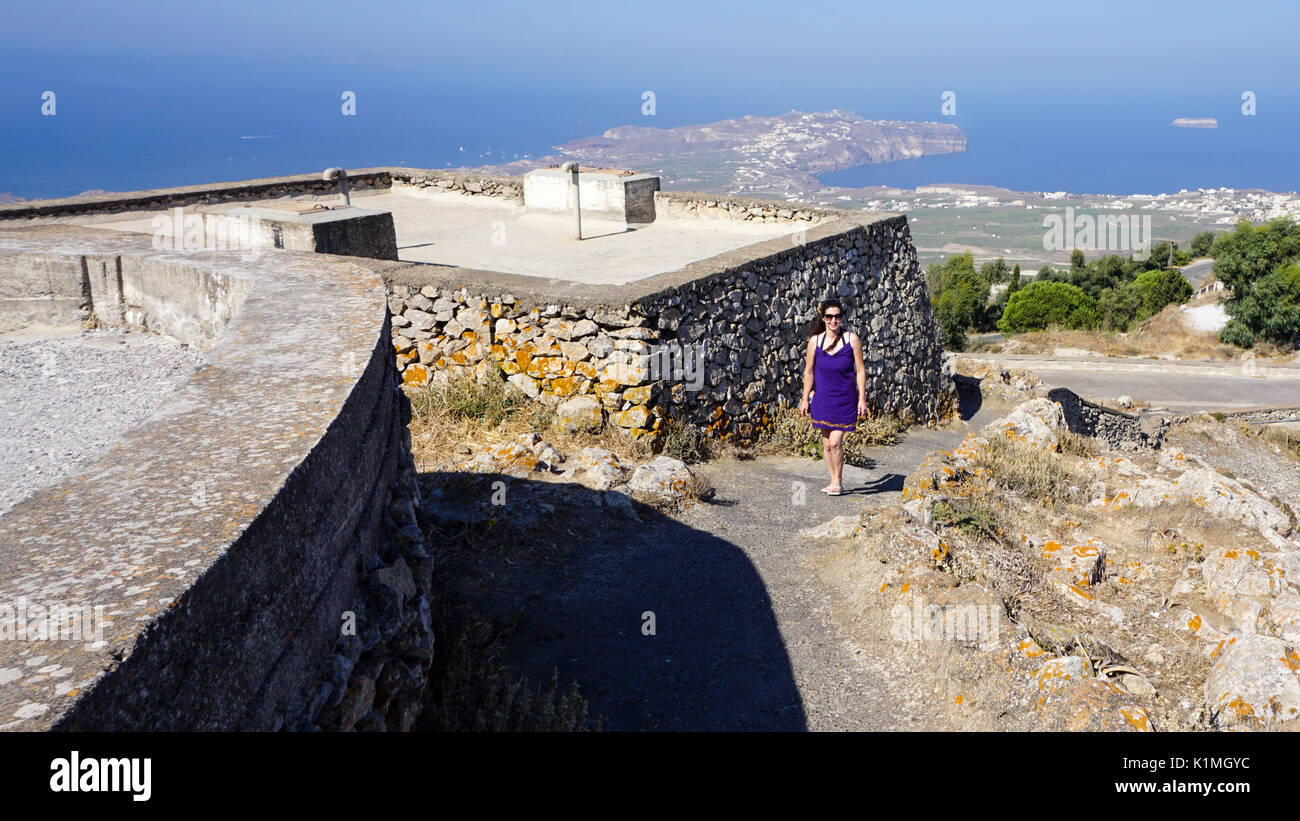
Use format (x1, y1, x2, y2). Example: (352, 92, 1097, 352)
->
(1120, 705, 1152, 731)
(1224, 549, 1239, 559)
(396, 349, 418, 366)
(546, 375, 583, 398)
(1225, 697, 1256, 719)
(489, 343, 508, 360)
(1018, 639, 1046, 659)
(574, 361, 598, 380)
(1246, 549, 1260, 561)
(402, 364, 429, 387)
(1067, 584, 1093, 600)
(1072, 544, 1099, 558)
(1282, 649, 1300, 671)
(879, 582, 889, 592)
(954, 694, 964, 704)
(899, 582, 911, 594)
(526, 357, 576, 380)
(450, 350, 468, 366)
(462, 330, 477, 343)
(1187, 614, 1203, 632)
(594, 379, 621, 394)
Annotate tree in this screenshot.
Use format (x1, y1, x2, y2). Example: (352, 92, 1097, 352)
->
(998, 281, 1100, 333)
(1132, 269, 1193, 319)
(1211, 217, 1300, 300)
(1098, 283, 1142, 332)
(1035, 264, 1055, 281)
(1219, 263, 1300, 348)
(1190, 230, 1215, 258)
(1070, 249, 1087, 273)
(1211, 218, 1300, 350)
(1010, 263, 1022, 293)
(979, 257, 1010, 284)
(927, 253, 990, 350)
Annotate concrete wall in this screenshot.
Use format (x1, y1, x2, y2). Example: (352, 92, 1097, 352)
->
(0, 171, 395, 221)
(0, 226, 430, 731)
(523, 169, 659, 223)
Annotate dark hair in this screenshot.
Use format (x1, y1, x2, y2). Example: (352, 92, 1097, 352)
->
(806, 298, 846, 338)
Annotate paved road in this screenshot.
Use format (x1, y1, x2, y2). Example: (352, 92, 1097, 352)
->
(1030, 368, 1299, 412)
(963, 353, 1299, 412)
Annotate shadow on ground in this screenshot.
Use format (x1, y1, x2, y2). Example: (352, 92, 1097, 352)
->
(418, 470, 807, 731)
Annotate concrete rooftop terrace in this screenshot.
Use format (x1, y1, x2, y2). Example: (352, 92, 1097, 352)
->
(60, 188, 805, 285)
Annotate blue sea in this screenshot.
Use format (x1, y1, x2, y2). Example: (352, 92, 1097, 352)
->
(1, 54, 1297, 200)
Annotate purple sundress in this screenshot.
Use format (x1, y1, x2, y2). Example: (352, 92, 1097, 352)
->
(809, 332, 857, 432)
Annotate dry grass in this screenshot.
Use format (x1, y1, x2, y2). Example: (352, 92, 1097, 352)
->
(404, 375, 651, 471)
(969, 435, 1083, 508)
(418, 600, 597, 732)
(755, 406, 904, 466)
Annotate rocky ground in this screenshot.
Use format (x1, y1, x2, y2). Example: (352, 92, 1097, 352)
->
(415, 370, 1300, 731)
(828, 396, 1300, 731)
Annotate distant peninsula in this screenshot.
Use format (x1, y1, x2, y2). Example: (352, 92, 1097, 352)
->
(1171, 117, 1218, 129)
(474, 109, 966, 197)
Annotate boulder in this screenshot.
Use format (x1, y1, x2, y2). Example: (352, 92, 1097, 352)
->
(981, 398, 1066, 451)
(628, 456, 694, 498)
(574, 447, 627, 491)
(1202, 633, 1300, 728)
(553, 395, 604, 435)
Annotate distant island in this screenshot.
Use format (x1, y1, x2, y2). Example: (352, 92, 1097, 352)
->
(475, 109, 965, 197)
(1171, 117, 1218, 128)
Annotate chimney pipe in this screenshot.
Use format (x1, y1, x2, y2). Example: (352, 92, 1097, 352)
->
(322, 167, 351, 207)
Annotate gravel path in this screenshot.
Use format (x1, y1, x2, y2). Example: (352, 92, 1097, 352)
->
(0, 328, 204, 517)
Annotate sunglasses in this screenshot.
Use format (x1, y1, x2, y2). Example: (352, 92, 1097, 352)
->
(822, 313, 843, 319)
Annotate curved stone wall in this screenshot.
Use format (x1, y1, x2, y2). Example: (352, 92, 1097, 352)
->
(0, 226, 427, 731)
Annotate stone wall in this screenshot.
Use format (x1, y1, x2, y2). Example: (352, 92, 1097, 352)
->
(1047, 387, 1169, 451)
(0, 227, 431, 731)
(654, 190, 845, 224)
(390, 169, 523, 201)
(385, 211, 955, 443)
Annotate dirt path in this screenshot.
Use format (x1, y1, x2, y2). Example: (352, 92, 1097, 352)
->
(444, 393, 1011, 730)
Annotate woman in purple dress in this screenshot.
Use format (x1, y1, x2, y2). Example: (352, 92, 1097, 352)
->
(797, 299, 868, 496)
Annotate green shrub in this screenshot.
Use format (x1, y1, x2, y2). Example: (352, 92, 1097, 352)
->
(1133, 268, 1193, 318)
(998, 280, 1100, 333)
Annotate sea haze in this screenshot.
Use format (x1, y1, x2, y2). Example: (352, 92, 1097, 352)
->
(1, 54, 1296, 199)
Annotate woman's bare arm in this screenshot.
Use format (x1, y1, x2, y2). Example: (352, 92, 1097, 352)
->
(850, 332, 868, 415)
(798, 336, 816, 415)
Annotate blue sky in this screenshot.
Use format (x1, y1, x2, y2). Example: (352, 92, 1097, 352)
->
(4, 0, 1298, 92)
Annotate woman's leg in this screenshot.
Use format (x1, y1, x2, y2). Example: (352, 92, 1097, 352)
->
(826, 429, 845, 490)
(820, 429, 836, 491)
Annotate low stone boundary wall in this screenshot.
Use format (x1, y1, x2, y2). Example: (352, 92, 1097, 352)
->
(653, 190, 847, 224)
(386, 211, 955, 443)
(1046, 387, 1169, 450)
(1222, 406, 1300, 424)
(0, 226, 429, 731)
(390, 168, 523, 201)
